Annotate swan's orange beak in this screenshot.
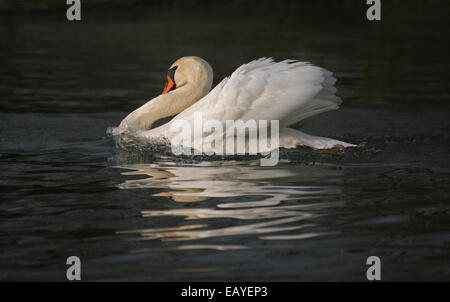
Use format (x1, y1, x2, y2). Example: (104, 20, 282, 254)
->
(162, 76, 175, 94)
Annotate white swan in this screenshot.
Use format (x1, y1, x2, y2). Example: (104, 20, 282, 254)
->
(118, 56, 355, 153)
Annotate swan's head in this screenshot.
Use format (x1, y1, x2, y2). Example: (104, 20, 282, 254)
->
(161, 56, 213, 97)
(119, 56, 213, 131)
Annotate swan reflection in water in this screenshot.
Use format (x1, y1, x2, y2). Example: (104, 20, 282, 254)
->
(115, 160, 344, 251)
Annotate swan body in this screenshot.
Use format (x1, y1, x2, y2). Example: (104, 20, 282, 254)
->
(118, 56, 355, 153)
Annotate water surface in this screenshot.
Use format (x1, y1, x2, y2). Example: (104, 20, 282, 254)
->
(1, 2, 449, 281)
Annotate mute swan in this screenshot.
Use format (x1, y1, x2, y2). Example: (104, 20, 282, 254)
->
(118, 56, 355, 153)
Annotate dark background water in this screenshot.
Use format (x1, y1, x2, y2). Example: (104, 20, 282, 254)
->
(1, 1, 449, 281)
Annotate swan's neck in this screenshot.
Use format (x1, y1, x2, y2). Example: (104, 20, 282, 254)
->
(120, 81, 211, 131)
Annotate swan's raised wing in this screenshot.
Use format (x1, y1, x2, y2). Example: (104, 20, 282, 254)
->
(171, 57, 342, 128)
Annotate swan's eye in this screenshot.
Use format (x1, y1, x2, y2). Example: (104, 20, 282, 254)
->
(162, 66, 178, 94)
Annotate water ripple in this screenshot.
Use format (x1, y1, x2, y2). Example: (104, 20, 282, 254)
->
(115, 161, 343, 248)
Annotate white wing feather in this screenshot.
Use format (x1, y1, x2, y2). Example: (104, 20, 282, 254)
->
(170, 57, 340, 127)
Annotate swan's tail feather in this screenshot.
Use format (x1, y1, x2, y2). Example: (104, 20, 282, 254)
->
(282, 97, 339, 128)
(280, 128, 356, 149)
(316, 94, 342, 105)
(279, 67, 343, 128)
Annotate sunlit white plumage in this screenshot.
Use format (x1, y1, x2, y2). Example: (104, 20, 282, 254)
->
(118, 56, 355, 152)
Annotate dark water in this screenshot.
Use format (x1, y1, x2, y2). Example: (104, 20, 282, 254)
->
(1, 2, 450, 281)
